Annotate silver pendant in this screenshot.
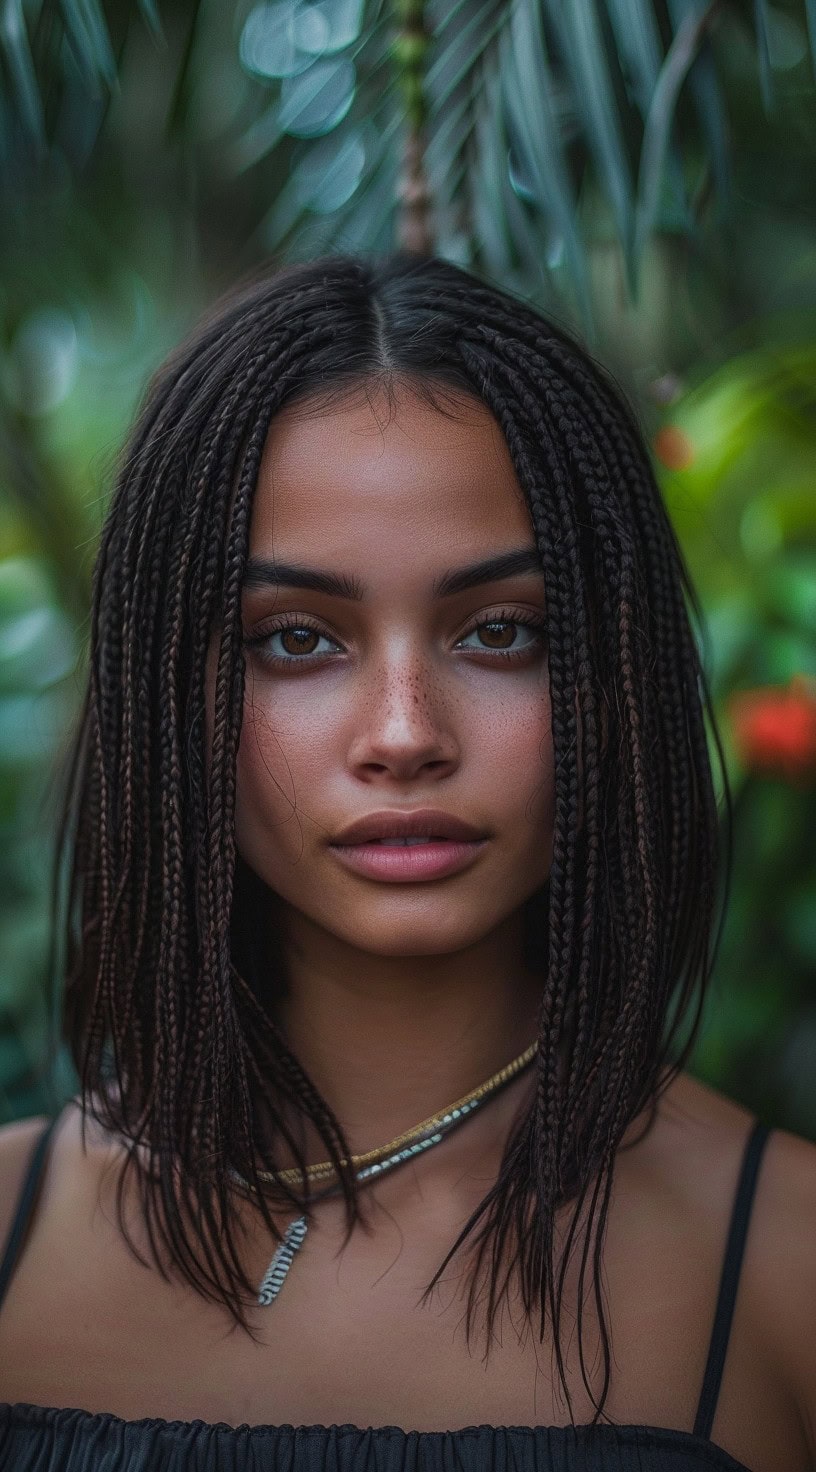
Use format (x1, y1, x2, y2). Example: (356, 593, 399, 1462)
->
(254, 1135, 446, 1307)
(257, 1215, 308, 1305)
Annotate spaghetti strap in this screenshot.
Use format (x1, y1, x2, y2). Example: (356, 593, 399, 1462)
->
(0, 1116, 59, 1314)
(692, 1118, 771, 1441)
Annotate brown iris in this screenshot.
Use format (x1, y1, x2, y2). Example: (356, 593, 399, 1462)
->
(478, 621, 516, 648)
(281, 627, 320, 655)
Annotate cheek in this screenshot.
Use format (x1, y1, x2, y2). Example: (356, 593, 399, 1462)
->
(231, 691, 332, 869)
(475, 679, 554, 790)
(235, 700, 305, 811)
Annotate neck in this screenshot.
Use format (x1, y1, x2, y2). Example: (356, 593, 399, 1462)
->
(263, 905, 542, 1169)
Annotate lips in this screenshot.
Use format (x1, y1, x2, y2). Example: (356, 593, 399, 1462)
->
(331, 809, 487, 846)
(327, 810, 489, 881)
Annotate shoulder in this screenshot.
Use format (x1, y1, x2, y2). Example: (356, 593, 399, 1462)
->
(0, 1101, 127, 1248)
(646, 1071, 816, 1453)
(0, 1114, 54, 1252)
(747, 1121, 816, 1445)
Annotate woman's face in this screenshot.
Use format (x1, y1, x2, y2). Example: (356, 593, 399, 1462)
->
(210, 381, 555, 960)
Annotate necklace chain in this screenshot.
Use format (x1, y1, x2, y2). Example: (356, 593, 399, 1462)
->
(250, 1038, 538, 1188)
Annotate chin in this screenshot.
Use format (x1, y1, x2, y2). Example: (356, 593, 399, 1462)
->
(331, 914, 499, 958)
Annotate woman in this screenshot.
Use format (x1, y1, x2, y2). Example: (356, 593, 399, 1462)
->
(0, 253, 813, 1472)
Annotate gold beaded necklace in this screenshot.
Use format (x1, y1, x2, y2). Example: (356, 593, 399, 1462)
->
(268, 1038, 537, 1186)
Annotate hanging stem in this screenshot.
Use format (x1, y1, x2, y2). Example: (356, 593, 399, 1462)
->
(392, 0, 434, 254)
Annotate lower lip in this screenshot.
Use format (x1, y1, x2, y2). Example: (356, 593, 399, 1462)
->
(328, 839, 488, 882)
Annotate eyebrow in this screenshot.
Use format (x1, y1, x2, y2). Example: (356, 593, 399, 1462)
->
(241, 546, 544, 600)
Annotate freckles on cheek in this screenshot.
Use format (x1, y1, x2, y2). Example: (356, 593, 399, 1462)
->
(482, 683, 552, 761)
(484, 691, 554, 836)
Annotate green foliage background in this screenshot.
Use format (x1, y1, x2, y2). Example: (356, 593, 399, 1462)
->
(0, 0, 814, 1133)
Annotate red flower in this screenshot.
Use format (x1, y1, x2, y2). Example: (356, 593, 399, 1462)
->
(728, 676, 816, 784)
(654, 425, 696, 471)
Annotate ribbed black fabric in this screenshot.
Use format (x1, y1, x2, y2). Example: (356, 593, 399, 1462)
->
(0, 1117, 771, 1472)
(0, 1408, 758, 1472)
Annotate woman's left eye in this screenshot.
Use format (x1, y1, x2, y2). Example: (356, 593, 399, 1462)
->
(456, 617, 546, 659)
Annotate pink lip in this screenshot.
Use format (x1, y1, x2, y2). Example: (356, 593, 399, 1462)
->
(332, 808, 486, 845)
(329, 838, 488, 882)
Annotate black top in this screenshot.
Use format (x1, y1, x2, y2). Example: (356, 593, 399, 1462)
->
(0, 1114, 772, 1472)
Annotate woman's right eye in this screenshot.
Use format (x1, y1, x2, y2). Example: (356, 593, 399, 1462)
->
(245, 619, 342, 668)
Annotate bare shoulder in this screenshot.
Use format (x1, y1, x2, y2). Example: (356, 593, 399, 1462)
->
(0, 1114, 54, 1250)
(745, 1117, 816, 1446)
(0, 1100, 125, 1246)
(650, 1070, 816, 1454)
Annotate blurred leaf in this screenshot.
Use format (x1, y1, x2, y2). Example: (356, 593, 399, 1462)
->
(605, 0, 662, 111)
(229, 101, 286, 172)
(59, 0, 117, 90)
(0, 605, 77, 691)
(782, 886, 816, 964)
(279, 55, 356, 136)
(240, 1, 316, 79)
(703, 590, 763, 691)
(762, 559, 816, 634)
(755, 629, 816, 683)
(0, 0, 46, 152)
(742, 777, 809, 866)
(425, 0, 505, 111)
(693, 967, 789, 1082)
(667, 0, 731, 200)
(0, 687, 77, 762)
(329, 113, 399, 250)
(0, 557, 55, 616)
(137, 0, 163, 43)
(292, 124, 366, 209)
(635, 3, 718, 269)
(753, 0, 775, 110)
(314, 0, 366, 54)
(775, 1009, 816, 1138)
(543, 0, 635, 290)
(165, 0, 205, 135)
(472, 59, 517, 273)
(502, 0, 593, 328)
(807, 0, 816, 79)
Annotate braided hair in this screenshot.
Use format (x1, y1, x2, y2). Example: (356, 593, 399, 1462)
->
(51, 252, 730, 1425)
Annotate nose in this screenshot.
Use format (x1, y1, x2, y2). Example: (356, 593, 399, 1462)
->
(347, 643, 459, 782)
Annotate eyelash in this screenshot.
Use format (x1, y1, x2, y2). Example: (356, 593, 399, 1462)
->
(244, 608, 548, 671)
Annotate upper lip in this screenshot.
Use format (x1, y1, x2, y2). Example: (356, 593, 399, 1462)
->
(331, 810, 488, 844)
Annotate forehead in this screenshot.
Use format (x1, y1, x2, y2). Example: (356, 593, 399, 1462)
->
(247, 383, 533, 560)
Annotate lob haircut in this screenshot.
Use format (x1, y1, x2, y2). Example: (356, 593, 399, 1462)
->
(50, 252, 730, 1424)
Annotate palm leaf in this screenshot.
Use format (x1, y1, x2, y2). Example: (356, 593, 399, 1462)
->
(58, 0, 116, 90)
(137, 0, 162, 43)
(605, 0, 663, 111)
(807, 0, 816, 79)
(0, 0, 46, 151)
(3, 0, 816, 330)
(503, 0, 594, 326)
(634, 2, 721, 265)
(543, 0, 636, 290)
(668, 0, 729, 198)
(752, 0, 775, 110)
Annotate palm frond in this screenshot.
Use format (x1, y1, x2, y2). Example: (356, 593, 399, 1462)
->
(3, 0, 816, 323)
(1, 0, 46, 151)
(634, 2, 721, 267)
